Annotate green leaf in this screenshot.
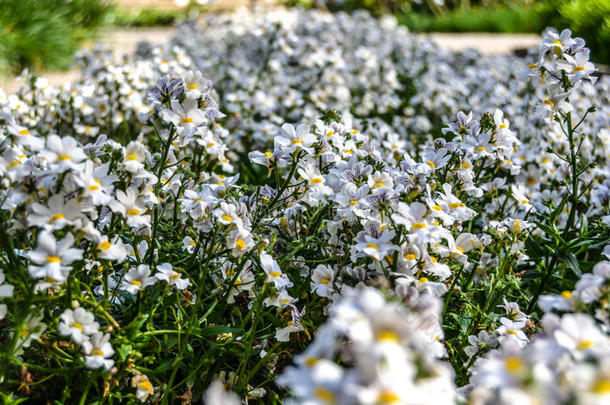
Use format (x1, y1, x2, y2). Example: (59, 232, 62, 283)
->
(117, 344, 132, 362)
(559, 253, 582, 277)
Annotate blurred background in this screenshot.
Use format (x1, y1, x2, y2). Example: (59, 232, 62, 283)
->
(0, 0, 608, 79)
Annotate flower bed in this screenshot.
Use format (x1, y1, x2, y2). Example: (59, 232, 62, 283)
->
(0, 8, 609, 404)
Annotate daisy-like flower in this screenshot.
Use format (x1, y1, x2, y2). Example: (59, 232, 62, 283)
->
(352, 229, 398, 261)
(120, 265, 156, 294)
(183, 70, 212, 99)
(83, 332, 115, 370)
(131, 374, 154, 402)
(161, 98, 207, 136)
(28, 195, 86, 230)
(226, 228, 254, 257)
(39, 135, 87, 172)
(511, 184, 534, 212)
(367, 171, 394, 192)
(94, 235, 129, 262)
(122, 141, 148, 173)
(213, 202, 244, 229)
(311, 264, 335, 298)
(274, 123, 317, 155)
(222, 262, 255, 304)
(155, 263, 191, 290)
(14, 310, 47, 354)
(553, 314, 609, 358)
(260, 252, 293, 290)
(58, 307, 100, 344)
(110, 187, 151, 228)
(27, 231, 83, 283)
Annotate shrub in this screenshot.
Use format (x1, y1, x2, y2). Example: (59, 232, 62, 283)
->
(0, 0, 111, 75)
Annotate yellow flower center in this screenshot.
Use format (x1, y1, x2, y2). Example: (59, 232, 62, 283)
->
(138, 380, 153, 392)
(99, 241, 112, 251)
(461, 162, 471, 169)
(544, 99, 555, 107)
(504, 356, 524, 373)
(291, 139, 303, 145)
(476, 147, 486, 152)
(236, 239, 246, 250)
(432, 204, 442, 211)
(320, 278, 330, 285)
(127, 209, 140, 216)
(131, 279, 142, 286)
(404, 253, 416, 260)
(314, 387, 335, 403)
(373, 182, 385, 188)
(305, 356, 320, 367)
(349, 200, 359, 206)
(366, 242, 379, 250)
(125, 154, 138, 161)
(89, 184, 100, 191)
(170, 274, 181, 280)
(561, 290, 572, 299)
(411, 222, 426, 230)
(427, 160, 436, 168)
(46, 256, 61, 263)
(311, 178, 323, 184)
(180, 117, 193, 124)
(50, 213, 65, 223)
(377, 391, 400, 404)
(592, 379, 610, 394)
(449, 202, 464, 209)
(222, 215, 233, 222)
(58, 154, 71, 161)
(187, 84, 198, 89)
(376, 330, 399, 343)
(91, 349, 104, 356)
(72, 322, 83, 331)
(577, 340, 593, 350)
(573, 66, 585, 72)
(265, 151, 273, 158)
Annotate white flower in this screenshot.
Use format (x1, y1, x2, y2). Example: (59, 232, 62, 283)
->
(121, 265, 156, 294)
(122, 141, 148, 173)
(110, 187, 151, 228)
(83, 332, 115, 370)
(353, 229, 398, 261)
(15, 310, 47, 354)
(274, 123, 317, 155)
(155, 263, 191, 290)
(27, 231, 83, 283)
(260, 252, 293, 290)
(59, 308, 100, 344)
(131, 375, 154, 402)
(40, 135, 87, 172)
(311, 265, 335, 298)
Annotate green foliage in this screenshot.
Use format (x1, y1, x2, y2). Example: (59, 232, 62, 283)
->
(0, 0, 111, 75)
(106, 8, 183, 28)
(398, 5, 542, 33)
(553, 0, 610, 66)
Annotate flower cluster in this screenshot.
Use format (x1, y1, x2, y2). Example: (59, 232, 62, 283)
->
(0, 8, 608, 404)
(279, 286, 455, 405)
